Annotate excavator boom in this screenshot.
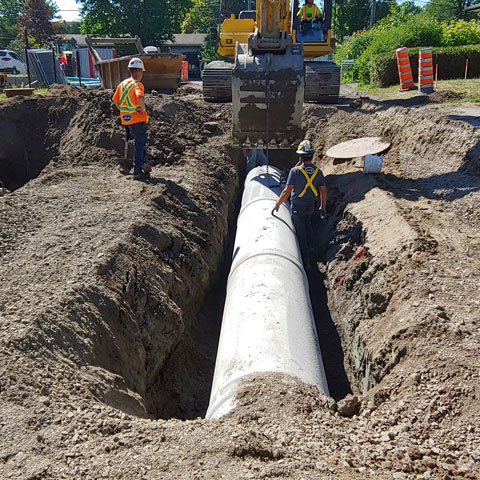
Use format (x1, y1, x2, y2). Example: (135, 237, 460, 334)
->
(232, 0, 304, 148)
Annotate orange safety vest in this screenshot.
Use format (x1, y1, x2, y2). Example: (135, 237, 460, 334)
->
(297, 4, 321, 21)
(112, 77, 148, 126)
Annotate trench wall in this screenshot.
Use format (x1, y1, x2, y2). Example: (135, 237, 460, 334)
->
(1, 91, 241, 419)
(307, 101, 480, 395)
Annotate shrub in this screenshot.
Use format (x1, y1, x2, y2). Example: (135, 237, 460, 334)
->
(371, 45, 480, 87)
(334, 15, 444, 84)
(442, 19, 480, 46)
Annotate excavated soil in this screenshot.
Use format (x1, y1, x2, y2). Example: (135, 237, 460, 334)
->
(0, 85, 479, 480)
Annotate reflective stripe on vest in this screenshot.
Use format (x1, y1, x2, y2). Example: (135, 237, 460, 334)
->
(301, 4, 319, 20)
(298, 167, 319, 197)
(119, 79, 139, 113)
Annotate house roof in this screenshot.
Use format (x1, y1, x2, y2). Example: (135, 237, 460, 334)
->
(166, 34, 207, 47)
(56, 33, 207, 48)
(464, 3, 480, 11)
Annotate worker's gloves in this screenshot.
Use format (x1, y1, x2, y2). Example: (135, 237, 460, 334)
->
(272, 206, 279, 215)
(319, 208, 327, 220)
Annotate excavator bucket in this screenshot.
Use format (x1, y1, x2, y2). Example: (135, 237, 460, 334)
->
(232, 42, 304, 149)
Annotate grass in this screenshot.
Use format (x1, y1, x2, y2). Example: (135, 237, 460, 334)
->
(0, 87, 49, 101)
(350, 78, 480, 103)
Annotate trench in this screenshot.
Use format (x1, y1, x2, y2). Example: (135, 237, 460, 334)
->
(0, 94, 358, 420)
(8, 92, 474, 422)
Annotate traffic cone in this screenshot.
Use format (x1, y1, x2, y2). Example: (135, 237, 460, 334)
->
(396, 47, 415, 91)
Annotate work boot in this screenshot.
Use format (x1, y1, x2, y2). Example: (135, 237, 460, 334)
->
(142, 162, 152, 174)
(133, 171, 150, 181)
(118, 165, 131, 175)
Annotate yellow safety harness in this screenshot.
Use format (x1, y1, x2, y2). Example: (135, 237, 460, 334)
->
(119, 79, 139, 114)
(298, 166, 319, 198)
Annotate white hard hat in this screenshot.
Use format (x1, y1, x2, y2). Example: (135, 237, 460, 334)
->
(296, 139, 315, 155)
(144, 46, 158, 54)
(128, 57, 145, 71)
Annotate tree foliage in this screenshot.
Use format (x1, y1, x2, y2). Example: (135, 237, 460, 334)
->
(423, 0, 479, 22)
(332, 0, 392, 40)
(182, 0, 219, 33)
(332, 0, 370, 40)
(78, 0, 191, 45)
(335, 8, 480, 85)
(0, 0, 24, 43)
(17, 0, 57, 46)
(55, 20, 82, 34)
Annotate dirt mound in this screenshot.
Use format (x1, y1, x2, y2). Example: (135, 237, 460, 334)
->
(428, 89, 465, 103)
(0, 87, 230, 191)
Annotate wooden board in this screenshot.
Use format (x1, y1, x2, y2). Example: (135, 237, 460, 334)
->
(325, 137, 391, 159)
(4, 88, 34, 98)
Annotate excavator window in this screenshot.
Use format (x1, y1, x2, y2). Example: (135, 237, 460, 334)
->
(292, 0, 328, 43)
(239, 10, 256, 20)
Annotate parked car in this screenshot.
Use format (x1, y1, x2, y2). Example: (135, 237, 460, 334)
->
(0, 50, 27, 74)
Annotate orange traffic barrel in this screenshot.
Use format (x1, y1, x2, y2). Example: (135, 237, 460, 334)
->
(418, 47, 434, 95)
(181, 60, 189, 83)
(396, 47, 415, 91)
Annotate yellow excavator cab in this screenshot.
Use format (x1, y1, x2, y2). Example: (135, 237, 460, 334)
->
(217, 16, 255, 57)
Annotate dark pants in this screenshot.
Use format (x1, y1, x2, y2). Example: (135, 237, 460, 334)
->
(127, 122, 148, 175)
(291, 202, 316, 269)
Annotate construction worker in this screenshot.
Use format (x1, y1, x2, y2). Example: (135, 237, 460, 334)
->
(297, 0, 323, 23)
(273, 140, 327, 270)
(243, 148, 268, 173)
(112, 57, 151, 180)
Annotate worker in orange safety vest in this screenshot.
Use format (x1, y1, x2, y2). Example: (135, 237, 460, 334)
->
(112, 57, 151, 180)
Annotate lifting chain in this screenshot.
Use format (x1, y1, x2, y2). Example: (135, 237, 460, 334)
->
(264, 55, 271, 187)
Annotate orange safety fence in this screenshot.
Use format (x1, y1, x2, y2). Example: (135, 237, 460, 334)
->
(396, 47, 415, 91)
(181, 60, 188, 83)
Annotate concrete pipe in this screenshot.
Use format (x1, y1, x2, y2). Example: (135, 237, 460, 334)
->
(206, 165, 329, 419)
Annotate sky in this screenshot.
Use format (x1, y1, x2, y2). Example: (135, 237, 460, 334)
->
(55, 0, 81, 22)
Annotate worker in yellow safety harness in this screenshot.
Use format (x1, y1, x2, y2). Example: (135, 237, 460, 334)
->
(273, 140, 327, 270)
(297, 0, 324, 23)
(112, 57, 151, 180)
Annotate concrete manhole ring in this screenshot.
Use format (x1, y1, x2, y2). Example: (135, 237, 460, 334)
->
(325, 137, 391, 159)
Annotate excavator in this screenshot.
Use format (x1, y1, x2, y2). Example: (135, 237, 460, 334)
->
(202, 0, 340, 150)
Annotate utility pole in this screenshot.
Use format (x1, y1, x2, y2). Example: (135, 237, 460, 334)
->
(370, 0, 376, 28)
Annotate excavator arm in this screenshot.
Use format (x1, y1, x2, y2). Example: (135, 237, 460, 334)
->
(203, 0, 339, 149)
(231, 0, 304, 149)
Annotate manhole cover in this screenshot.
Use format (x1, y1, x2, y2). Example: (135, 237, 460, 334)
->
(325, 137, 391, 159)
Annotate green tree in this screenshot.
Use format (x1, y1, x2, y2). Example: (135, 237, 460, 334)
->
(332, 0, 371, 40)
(0, 0, 24, 21)
(55, 20, 82, 34)
(423, 0, 479, 21)
(182, 0, 248, 33)
(0, 0, 24, 44)
(17, 0, 57, 46)
(375, 1, 422, 28)
(78, 0, 191, 45)
(182, 0, 218, 33)
(199, 33, 221, 62)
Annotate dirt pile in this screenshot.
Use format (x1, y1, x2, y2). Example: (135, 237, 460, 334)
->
(0, 87, 479, 480)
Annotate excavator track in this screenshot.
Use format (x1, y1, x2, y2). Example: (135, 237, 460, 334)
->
(304, 61, 340, 104)
(202, 61, 233, 102)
